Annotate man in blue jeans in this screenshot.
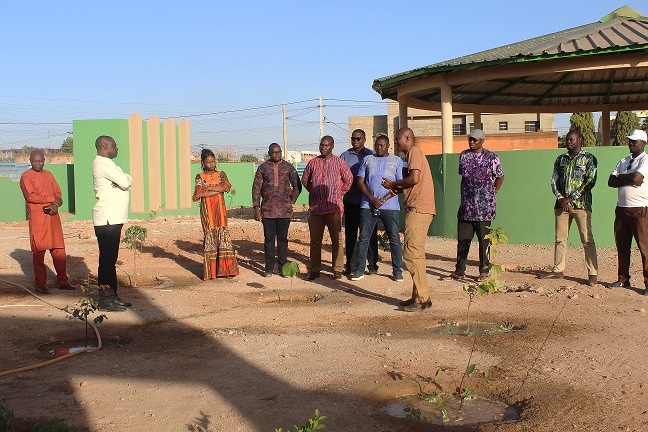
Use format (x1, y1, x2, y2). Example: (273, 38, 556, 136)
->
(351, 135, 404, 281)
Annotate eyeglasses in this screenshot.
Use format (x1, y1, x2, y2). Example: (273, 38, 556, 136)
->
(468, 137, 481, 143)
(351, 137, 363, 141)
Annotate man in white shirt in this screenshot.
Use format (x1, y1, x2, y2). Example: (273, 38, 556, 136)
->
(92, 136, 133, 311)
(608, 129, 648, 296)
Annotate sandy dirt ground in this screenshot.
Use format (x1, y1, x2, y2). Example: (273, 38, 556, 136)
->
(1, 207, 648, 431)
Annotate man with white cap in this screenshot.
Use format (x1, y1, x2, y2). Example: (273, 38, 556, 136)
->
(608, 129, 648, 295)
(444, 129, 504, 281)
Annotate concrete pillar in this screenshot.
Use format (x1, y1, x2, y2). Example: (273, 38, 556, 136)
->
(179, 119, 191, 209)
(398, 102, 408, 129)
(163, 118, 178, 209)
(440, 83, 453, 154)
(128, 114, 144, 212)
(147, 116, 161, 211)
(473, 112, 482, 132)
(602, 110, 611, 146)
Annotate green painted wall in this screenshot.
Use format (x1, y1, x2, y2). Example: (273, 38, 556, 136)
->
(190, 161, 256, 208)
(2, 143, 638, 248)
(1, 177, 28, 222)
(429, 146, 630, 247)
(73, 119, 130, 221)
(0, 164, 74, 223)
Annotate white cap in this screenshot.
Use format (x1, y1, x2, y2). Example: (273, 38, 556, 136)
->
(626, 129, 647, 142)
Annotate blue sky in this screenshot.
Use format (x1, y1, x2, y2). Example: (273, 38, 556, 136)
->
(0, 1, 638, 155)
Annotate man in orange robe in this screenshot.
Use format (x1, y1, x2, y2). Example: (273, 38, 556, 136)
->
(19, 149, 76, 294)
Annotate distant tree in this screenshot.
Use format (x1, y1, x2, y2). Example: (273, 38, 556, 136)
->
(641, 117, 648, 132)
(61, 137, 73, 153)
(216, 153, 231, 162)
(22, 145, 35, 154)
(558, 133, 567, 148)
(611, 111, 640, 146)
(239, 154, 259, 163)
(569, 112, 596, 147)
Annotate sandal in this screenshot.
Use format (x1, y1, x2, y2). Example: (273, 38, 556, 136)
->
(477, 273, 489, 282)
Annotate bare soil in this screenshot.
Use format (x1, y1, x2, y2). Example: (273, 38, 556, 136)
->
(1, 208, 647, 431)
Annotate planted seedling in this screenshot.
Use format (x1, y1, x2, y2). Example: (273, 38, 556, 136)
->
(275, 409, 326, 432)
(70, 275, 106, 347)
(457, 226, 508, 409)
(0, 397, 14, 431)
(120, 225, 148, 287)
(282, 261, 300, 289)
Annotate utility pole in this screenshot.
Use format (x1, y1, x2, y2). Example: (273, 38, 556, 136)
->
(282, 104, 288, 157)
(319, 95, 324, 138)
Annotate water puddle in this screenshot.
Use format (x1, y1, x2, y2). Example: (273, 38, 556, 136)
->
(381, 393, 519, 426)
(38, 336, 128, 356)
(260, 294, 323, 303)
(431, 321, 524, 337)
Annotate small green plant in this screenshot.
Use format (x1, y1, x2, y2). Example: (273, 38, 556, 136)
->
(70, 275, 107, 347)
(457, 227, 508, 410)
(147, 209, 158, 220)
(31, 418, 74, 432)
(403, 406, 428, 422)
(275, 409, 326, 432)
(121, 225, 148, 287)
(227, 188, 237, 207)
(282, 261, 300, 289)
(0, 397, 14, 432)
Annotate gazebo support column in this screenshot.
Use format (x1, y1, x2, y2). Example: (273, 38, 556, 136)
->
(399, 102, 408, 130)
(473, 112, 482, 131)
(440, 82, 453, 154)
(602, 110, 611, 146)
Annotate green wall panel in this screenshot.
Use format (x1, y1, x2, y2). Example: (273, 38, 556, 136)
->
(431, 146, 630, 247)
(190, 161, 256, 208)
(72, 119, 130, 221)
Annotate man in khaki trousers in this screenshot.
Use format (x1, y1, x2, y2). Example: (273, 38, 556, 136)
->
(382, 127, 436, 312)
(544, 129, 598, 285)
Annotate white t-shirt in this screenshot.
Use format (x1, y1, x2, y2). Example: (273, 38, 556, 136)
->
(92, 156, 133, 226)
(611, 152, 648, 207)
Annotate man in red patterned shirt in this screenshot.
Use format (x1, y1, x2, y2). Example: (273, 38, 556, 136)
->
(301, 136, 353, 280)
(252, 143, 302, 277)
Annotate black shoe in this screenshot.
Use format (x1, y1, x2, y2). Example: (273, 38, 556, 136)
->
(367, 267, 378, 275)
(35, 286, 50, 295)
(342, 268, 352, 276)
(609, 280, 631, 288)
(332, 271, 343, 280)
(399, 298, 415, 306)
(643, 288, 648, 296)
(402, 300, 432, 312)
(57, 283, 77, 290)
(304, 272, 320, 281)
(114, 297, 132, 307)
(264, 271, 273, 277)
(98, 301, 126, 312)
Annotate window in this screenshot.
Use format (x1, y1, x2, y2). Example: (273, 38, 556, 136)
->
(525, 121, 539, 132)
(469, 123, 483, 132)
(452, 124, 466, 135)
(499, 121, 508, 131)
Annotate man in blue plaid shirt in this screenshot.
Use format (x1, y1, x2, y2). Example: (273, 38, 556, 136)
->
(545, 129, 598, 285)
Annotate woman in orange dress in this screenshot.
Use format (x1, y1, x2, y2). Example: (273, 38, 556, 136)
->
(192, 149, 239, 279)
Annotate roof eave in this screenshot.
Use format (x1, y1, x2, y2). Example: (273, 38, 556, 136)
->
(372, 44, 648, 100)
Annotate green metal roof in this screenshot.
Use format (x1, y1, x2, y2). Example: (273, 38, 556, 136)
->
(373, 6, 648, 104)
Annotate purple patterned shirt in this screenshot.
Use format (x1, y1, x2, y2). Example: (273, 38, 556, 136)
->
(252, 160, 301, 218)
(458, 148, 504, 221)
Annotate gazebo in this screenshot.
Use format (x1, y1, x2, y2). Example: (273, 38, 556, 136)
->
(372, 6, 648, 152)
